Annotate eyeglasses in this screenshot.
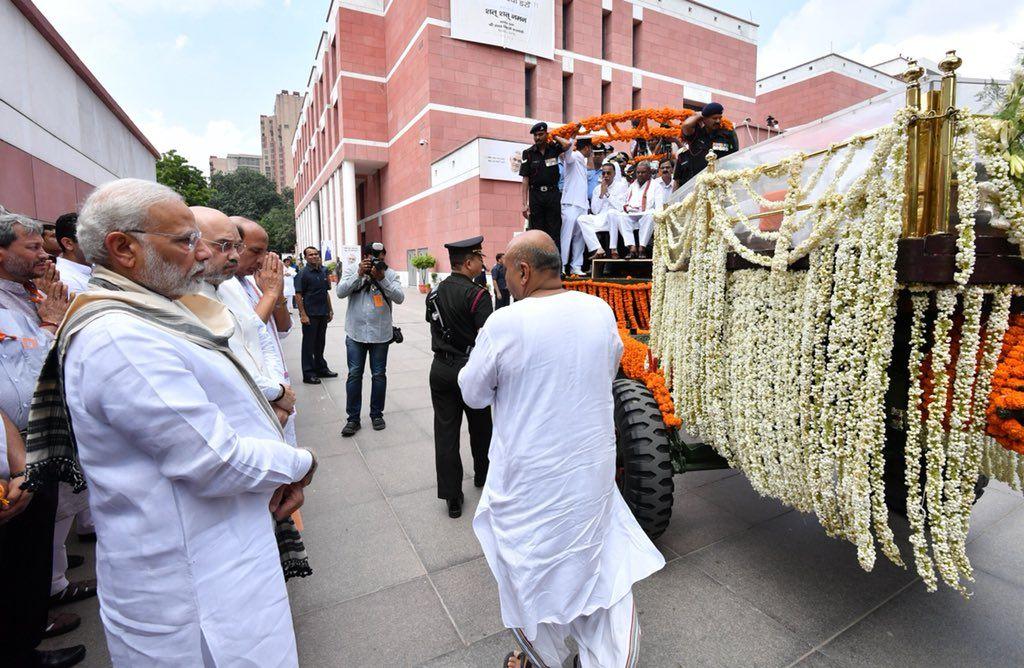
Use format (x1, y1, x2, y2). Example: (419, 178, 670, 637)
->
(202, 239, 246, 253)
(126, 229, 202, 251)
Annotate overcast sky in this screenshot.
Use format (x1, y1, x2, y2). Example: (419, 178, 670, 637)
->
(31, 0, 1024, 174)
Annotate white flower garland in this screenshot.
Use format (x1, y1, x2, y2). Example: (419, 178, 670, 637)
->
(650, 108, 1023, 591)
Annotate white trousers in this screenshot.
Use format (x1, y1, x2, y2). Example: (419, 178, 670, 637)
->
(560, 204, 586, 273)
(611, 212, 655, 249)
(577, 210, 620, 253)
(512, 590, 640, 668)
(52, 483, 92, 595)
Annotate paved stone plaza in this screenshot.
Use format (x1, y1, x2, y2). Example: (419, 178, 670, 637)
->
(42, 289, 1024, 667)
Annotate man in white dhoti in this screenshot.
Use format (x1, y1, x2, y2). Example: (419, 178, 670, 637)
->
(635, 157, 676, 250)
(611, 161, 658, 259)
(458, 231, 664, 668)
(554, 136, 591, 275)
(577, 162, 628, 260)
(22, 180, 317, 667)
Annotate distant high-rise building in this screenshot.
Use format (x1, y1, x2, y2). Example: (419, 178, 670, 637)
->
(261, 90, 302, 192)
(209, 153, 263, 176)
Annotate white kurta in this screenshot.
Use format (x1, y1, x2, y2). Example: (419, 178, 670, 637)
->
(578, 163, 628, 253)
(55, 256, 93, 295)
(458, 291, 664, 638)
(611, 180, 657, 248)
(64, 312, 313, 667)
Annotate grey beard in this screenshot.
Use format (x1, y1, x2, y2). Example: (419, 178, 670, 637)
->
(138, 244, 204, 298)
(203, 270, 231, 287)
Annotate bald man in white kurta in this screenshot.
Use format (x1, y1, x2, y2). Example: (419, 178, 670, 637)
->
(459, 289, 664, 668)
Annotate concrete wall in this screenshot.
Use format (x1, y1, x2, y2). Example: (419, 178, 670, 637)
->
(0, 0, 157, 221)
(756, 71, 888, 131)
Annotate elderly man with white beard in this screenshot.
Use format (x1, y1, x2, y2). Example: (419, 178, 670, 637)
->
(21, 179, 317, 667)
(459, 231, 664, 668)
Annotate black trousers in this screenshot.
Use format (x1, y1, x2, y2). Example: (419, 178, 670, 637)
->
(430, 357, 492, 500)
(0, 482, 58, 661)
(301, 315, 330, 377)
(528, 188, 562, 252)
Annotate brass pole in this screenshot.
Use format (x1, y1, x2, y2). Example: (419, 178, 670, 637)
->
(935, 50, 962, 233)
(918, 89, 941, 236)
(902, 61, 924, 237)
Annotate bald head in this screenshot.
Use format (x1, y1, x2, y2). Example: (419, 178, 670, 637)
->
(231, 216, 270, 277)
(190, 206, 239, 285)
(503, 231, 562, 300)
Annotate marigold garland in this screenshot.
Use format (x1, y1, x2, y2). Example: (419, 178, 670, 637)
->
(564, 280, 651, 330)
(986, 313, 1024, 453)
(549, 108, 734, 146)
(618, 328, 682, 429)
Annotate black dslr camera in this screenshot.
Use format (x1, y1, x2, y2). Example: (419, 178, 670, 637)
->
(368, 242, 387, 272)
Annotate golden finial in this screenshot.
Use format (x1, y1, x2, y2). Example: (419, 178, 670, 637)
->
(902, 59, 925, 87)
(938, 50, 963, 76)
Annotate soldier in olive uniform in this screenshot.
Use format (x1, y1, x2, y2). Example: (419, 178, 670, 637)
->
(426, 236, 494, 518)
(673, 101, 739, 189)
(519, 122, 565, 251)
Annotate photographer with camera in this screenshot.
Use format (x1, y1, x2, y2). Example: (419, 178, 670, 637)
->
(335, 242, 405, 437)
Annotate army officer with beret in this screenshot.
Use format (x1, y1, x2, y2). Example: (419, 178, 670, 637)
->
(520, 122, 564, 252)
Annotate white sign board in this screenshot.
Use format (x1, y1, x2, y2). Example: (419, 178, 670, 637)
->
(450, 0, 554, 60)
(478, 138, 530, 182)
(338, 244, 362, 277)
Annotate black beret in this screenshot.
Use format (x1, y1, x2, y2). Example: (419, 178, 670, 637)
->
(530, 122, 548, 134)
(701, 102, 724, 117)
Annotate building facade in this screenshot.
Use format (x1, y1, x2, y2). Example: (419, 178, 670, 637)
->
(1, 0, 158, 223)
(292, 0, 760, 278)
(261, 90, 303, 192)
(209, 153, 263, 176)
(290, 1, 910, 280)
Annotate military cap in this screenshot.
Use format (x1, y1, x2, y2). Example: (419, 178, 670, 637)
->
(444, 235, 485, 263)
(530, 122, 548, 134)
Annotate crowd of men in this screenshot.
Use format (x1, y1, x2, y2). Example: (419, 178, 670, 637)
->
(520, 101, 739, 271)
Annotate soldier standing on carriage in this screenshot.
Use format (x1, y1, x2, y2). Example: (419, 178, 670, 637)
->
(519, 122, 564, 251)
(673, 101, 739, 189)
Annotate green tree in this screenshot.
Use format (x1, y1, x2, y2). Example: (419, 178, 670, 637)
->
(155, 150, 212, 205)
(260, 205, 297, 255)
(209, 169, 285, 221)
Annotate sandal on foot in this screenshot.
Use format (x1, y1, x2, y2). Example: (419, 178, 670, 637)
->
(49, 580, 97, 607)
(503, 650, 532, 668)
(43, 611, 81, 638)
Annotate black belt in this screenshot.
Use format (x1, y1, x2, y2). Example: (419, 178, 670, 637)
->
(435, 351, 469, 364)
(531, 185, 556, 193)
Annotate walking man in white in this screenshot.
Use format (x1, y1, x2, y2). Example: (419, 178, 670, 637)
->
(554, 136, 591, 275)
(578, 162, 628, 259)
(612, 161, 658, 259)
(23, 179, 317, 667)
(459, 231, 664, 668)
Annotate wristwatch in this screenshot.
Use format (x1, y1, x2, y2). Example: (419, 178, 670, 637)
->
(272, 384, 286, 402)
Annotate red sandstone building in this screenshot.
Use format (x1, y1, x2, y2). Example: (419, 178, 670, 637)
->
(291, 1, 905, 281)
(1, 0, 158, 223)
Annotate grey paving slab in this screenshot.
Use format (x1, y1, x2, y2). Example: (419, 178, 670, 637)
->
(674, 467, 740, 492)
(287, 498, 425, 615)
(430, 556, 505, 643)
(657, 483, 752, 557)
(965, 505, 1024, 588)
(634, 558, 813, 667)
(348, 411, 431, 450)
(966, 483, 1024, 542)
(791, 651, 841, 667)
(363, 436, 479, 497)
(817, 570, 1024, 667)
(295, 577, 463, 667)
(420, 630, 517, 668)
(301, 450, 382, 510)
(692, 472, 794, 526)
(687, 511, 917, 646)
(295, 419, 359, 457)
(391, 486, 486, 572)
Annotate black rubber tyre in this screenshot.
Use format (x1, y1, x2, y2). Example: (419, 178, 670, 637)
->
(612, 378, 675, 539)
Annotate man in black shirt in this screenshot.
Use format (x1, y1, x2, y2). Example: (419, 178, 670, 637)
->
(426, 236, 493, 519)
(294, 245, 337, 384)
(519, 122, 564, 251)
(673, 101, 740, 189)
(491, 252, 509, 309)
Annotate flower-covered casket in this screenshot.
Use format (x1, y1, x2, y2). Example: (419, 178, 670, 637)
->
(648, 53, 1024, 593)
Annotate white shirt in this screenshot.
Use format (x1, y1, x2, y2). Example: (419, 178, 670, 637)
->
(560, 143, 590, 210)
(458, 291, 664, 637)
(55, 256, 93, 294)
(589, 179, 627, 216)
(200, 282, 284, 402)
(64, 311, 312, 667)
(653, 177, 674, 209)
(623, 179, 657, 214)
